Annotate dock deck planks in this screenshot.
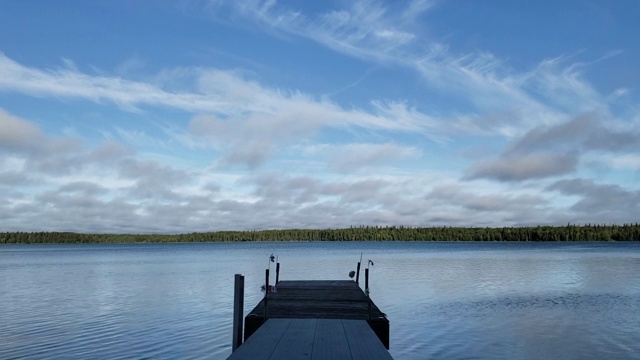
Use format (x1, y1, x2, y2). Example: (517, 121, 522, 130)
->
(246, 280, 387, 316)
(243, 280, 390, 350)
(250, 280, 386, 318)
(227, 318, 393, 360)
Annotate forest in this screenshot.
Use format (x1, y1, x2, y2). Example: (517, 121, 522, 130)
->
(1, 224, 639, 244)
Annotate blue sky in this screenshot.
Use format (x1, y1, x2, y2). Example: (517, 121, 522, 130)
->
(1, 0, 639, 233)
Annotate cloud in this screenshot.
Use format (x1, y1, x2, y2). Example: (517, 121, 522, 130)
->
(0, 109, 43, 152)
(589, 154, 640, 171)
(423, 182, 554, 225)
(0, 53, 222, 113)
(1, 1, 638, 232)
(0, 171, 37, 187)
(0, 107, 614, 232)
(466, 153, 578, 182)
(0, 108, 91, 175)
(188, 103, 322, 168)
(185, 79, 439, 168)
(401, 0, 436, 21)
(210, 0, 422, 62)
(1, 109, 630, 232)
(89, 140, 135, 163)
(241, 172, 394, 207)
(522, 56, 602, 113)
(466, 113, 640, 182)
(306, 143, 421, 172)
(507, 114, 595, 154)
(230, 171, 557, 228)
(1, 53, 446, 169)
(58, 181, 109, 196)
(584, 128, 640, 153)
(427, 183, 546, 212)
(547, 179, 640, 223)
(508, 113, 640, 155)
(0, 110, 209, 232)
(208, 0, 632, 143)
(0, 53, 438, 133)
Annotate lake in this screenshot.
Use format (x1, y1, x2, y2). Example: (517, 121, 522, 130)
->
(1, 241, 639, 359)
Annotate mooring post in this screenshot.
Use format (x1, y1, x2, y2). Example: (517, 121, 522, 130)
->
(365, 267, 372, 320)
(365, 268, 369, 294)
(275, 262, 280, 284)
(264, 268, 269, 319)
(232, 274, 244, 352)
(355, 261, 361, 284)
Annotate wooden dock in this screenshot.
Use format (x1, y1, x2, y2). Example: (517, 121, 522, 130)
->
(245, 280, 389, 348)
(228, 278, 391, 359)
(227, 318, 392, 360)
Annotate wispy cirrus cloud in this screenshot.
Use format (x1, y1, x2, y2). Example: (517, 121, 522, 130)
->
(208, 0, 628, 138)
(213, 0, 428, 62)
(0, 54, 221, 113)
(0, 53, 438, 133)
(0, 52, 444, 157)
(0, 52, 448, 169)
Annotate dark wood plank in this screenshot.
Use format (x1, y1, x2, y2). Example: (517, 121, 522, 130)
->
(343, 320, 393, 360)
(227, 319, 292, 360)
(311, 319, 352, 360)
(243, 280, 390, 355)
(249, 280, 387, 321)
(230, 318, 393, 360)
(269, 318, 317, 359)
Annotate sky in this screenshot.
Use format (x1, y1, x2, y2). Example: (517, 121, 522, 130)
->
(1, 0, 639, 233)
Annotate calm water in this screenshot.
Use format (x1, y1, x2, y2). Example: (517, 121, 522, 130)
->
(1, 242, 640, 359)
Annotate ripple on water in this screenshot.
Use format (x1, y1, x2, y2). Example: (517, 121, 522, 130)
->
(391, 292, 640, 360)
(3, 242, 640, 360)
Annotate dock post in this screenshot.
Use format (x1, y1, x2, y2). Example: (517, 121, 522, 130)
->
(365, 268, 369, 294)
(275, 262, 280, 284)
(355, 261, 361, 284)
(232, 274, 244, 352)
(264, 269, 269, 319)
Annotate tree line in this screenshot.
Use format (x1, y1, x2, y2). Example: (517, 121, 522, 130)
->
(1, 224, 639, 244)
